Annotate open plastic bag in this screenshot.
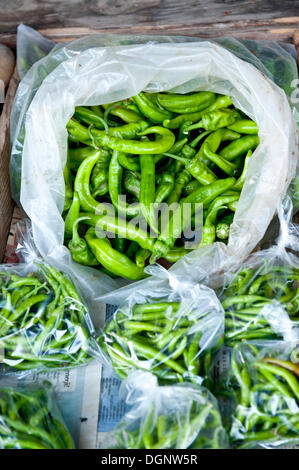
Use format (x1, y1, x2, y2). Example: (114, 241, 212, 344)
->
(219, 197, 299, 346)
(10, 28, 299, 298)
(0, 378, 74, 449)
(100, 371, 228, 449)
(96, 265, 224, 384)
(0, 221, 98, 373)
(218, 340, 299, 449)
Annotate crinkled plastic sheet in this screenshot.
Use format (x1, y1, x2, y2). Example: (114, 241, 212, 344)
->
(222, 340, 299, 449)
(0, 227, 99, 374)
(0, 378, 74, 449)
(10, 29, 299, 301)
(218, 196, 299, 346)
(100, 371, 228, 449)
(95, 265, 224, 384)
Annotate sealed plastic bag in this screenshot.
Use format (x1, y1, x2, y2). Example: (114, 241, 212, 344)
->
(10, 29, 298, 297)
(220, 340, 299, 449)
(0, 379, 74, 449)
(97, 265, 224, 384)
(220, 198, 299, 346)
(100, 371, 228, 449)
(0, 222, 97, 372)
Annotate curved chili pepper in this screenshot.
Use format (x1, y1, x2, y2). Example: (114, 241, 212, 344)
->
(64, 191, 80, 240)
(74, 150, 104, 213)
(90, 149, 111, 193)
(228, 119, 258, 135)
(163, 94, 232, 129)
(108, 150, 140, 217)
(133, 91, 173, 123)
(164, 152, 217, 186)
(68, 217, 98, 266)
(123, 170, 141, 199)
(186, 108, 240, 132)
(102, 103, 143, 123)
(157, 91, 216, 114)
(155, 173, 175, 205)
(232, 149, 252, 190)
(74, 106, 106, 129)
(85, 227, 146, 280)
(150, 177, 236, 262)
(117, 152, 140, 171)
(80, 212, 155, 252)
(139, 150, 158, 233)
(203, 142, 238, 176)
(219, 135, 259, 161)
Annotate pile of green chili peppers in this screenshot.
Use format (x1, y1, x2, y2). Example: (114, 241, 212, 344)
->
(0, 264, 92, 371)
(64, 90, 259, 280)
(228, 342, 299, 448)
(221, 265, 299, 346)
(0, 383, 74, 449)
(99, 300, 219, 383)
(111, 385, 227, 449)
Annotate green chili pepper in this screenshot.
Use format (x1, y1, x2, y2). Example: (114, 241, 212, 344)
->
(85, 227, 146, 280)
(157, 91, 216, 114)
(139, 150, 158, 233)
(64, 191, 81, 240)
(68, 217, 98, 266)
(133, 91, 173, 123)
(227, 119, 258, 134)
(163, 94, 232, 129)
(232, 150, 252, 190)
(186, 108, 240, 132)
(219, 135, 259, 161)
(108, 150, 140, 217)
(203, 142, 238, 176)
(150, 177, 236, 261)
(155, 173, 175, 205)
(123, 170, 141, 199)
(117, 153, 140, 171)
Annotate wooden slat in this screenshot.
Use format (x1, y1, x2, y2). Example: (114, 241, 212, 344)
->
(1, 17, 299, 49)
(0, 0, 298, 37)
(0, 66, 19, 262)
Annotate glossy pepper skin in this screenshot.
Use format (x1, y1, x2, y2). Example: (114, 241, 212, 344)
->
(85, 227, 146, 280)
(65, 90, 259, 277)
(163, 94, 232, 129)
(68, 217, 98, 266)
(150, 177, 236, 262)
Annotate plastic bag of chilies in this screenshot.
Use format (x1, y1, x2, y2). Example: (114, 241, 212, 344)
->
(219, 197, 299, 347)
(0, 222, 97, 373)
(100, 371, 228, 449)
(96, 265, 224, 384)
(9, 25, 299, 304)
(217, 340, 299, 449)
(0, 378, 74, 449)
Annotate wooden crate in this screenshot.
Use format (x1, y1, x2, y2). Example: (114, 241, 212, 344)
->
(1, 27, 299, 263)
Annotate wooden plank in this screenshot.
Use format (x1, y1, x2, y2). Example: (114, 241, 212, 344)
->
(0, 66, 19, 262)
(2, 18, 299, 50)
(0, 0, 298, 35)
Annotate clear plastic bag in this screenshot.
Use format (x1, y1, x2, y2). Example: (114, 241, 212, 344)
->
(218, 197, 299, 346)
(0, 224, 97, 373)
(10, 28, 299, 298)
(96, 265, 224, 384)
(100, 371, 228, 449)
(220, 340, 299, 449)
(0, 378, 74, 449)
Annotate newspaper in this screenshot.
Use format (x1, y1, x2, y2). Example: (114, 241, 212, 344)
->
(0, 302, 127, 449)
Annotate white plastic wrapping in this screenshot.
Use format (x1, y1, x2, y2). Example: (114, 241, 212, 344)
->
(219, 196, 299, 346)
(100, 371, 228, 449)
(0, 221, 99, 374)
(220, 340, 299, 449)
(10, 33, 299, 299)
(95, 265, 224, 384)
